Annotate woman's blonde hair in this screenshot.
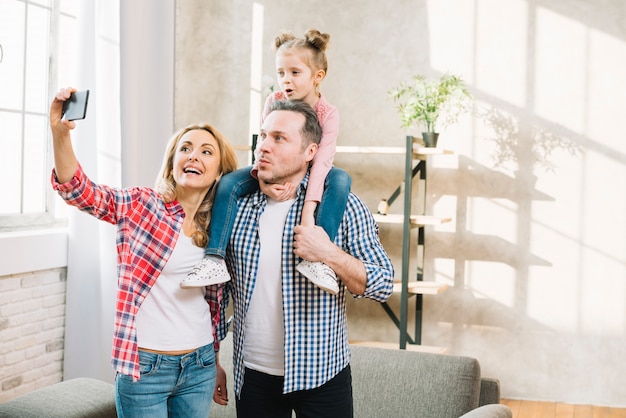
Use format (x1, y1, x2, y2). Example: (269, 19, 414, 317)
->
(155, 123, 238, 248)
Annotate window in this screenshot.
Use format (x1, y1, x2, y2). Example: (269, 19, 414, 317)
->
(0, 0, 77, 229)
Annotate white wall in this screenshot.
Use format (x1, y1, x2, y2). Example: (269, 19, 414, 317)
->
(120, 0, 175, 188)
(174, 0, 626, 406)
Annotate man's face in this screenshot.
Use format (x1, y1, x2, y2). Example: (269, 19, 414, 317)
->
(256, 110, 317, 186)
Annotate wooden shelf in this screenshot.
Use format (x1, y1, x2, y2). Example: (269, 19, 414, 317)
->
(392, 281, 448, 295)
(411, 147, 454, 157)
(233, 144, 252, 152)
(350, 340, 448, 354)
(336, 145, 454, 157)
(336, 146, 405, 154)
(361, 136, 453, 350)
(239, 144, 454, 155)
(373, 213, 452, 226)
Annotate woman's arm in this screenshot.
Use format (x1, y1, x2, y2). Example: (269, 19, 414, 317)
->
(50, 87, 80, 183)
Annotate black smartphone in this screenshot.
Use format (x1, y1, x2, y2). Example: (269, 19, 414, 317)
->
(62, 90, 90, 121)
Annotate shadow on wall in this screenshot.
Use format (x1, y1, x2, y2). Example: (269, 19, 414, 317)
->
(481, 106, 581, 173)
(424, 107, 581, 342)
(424, 102, 581, 336)
(345, 100, 583, 344)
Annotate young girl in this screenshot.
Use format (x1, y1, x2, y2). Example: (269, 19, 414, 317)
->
(50, 87, 238, 417)
(181, 29, 351, 295)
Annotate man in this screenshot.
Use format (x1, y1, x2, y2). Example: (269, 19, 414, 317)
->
(214, 100, 394, 417)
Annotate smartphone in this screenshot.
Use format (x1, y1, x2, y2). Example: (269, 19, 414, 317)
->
(62, 90, 90, 121)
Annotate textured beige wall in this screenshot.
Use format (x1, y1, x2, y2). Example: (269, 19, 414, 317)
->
(175, 0, 626, 406)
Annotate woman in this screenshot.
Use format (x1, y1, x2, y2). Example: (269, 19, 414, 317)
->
(50, 87, 237, 417)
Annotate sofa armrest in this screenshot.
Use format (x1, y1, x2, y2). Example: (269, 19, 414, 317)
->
(459, 404, 512, 418)
(479, 378, 501, 405)
(0, 378, 116, 418)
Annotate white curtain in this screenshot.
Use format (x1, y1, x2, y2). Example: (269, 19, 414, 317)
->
(63, 0, 174, 382)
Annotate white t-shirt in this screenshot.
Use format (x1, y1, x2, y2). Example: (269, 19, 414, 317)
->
(243, 197, 295, 376)
(135, 233, 214, 350)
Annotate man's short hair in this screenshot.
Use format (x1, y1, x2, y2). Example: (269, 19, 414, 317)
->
(269, 100, 322, 147)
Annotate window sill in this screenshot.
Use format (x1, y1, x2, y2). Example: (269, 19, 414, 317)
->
(0, 228, 68, 276)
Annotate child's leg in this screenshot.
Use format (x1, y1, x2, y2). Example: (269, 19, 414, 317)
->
(315, 167, 352, 242)
(181, 167, 259, 288)
(206, 167, 260, 258)
(296, 167, 352, 295)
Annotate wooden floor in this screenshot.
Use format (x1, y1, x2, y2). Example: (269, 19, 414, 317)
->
(502, 399, 626, 418)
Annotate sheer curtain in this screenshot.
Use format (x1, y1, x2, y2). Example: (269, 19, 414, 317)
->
(63, 0, 174, 382)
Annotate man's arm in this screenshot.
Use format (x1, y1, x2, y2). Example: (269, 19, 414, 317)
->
(293, 224, 367, 295)
(293, 194, 395, 299)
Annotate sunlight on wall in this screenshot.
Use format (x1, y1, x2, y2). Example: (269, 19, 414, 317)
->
(587, 30, 626, 151)
(248, 3, 264, 141)
(531, 147, 582, 332)
(535, 8, 586, 133)
(527, 225, 582, 333)
(469, 261, 516, 306)
(427, 2, 626, 343)
(470, 197, 517, 240)
(426, 0, 474, 78)
(531, 9, 626, 338)
(582, 154, 625, 265)
(467, 198, 517, 307)
(580, 151, 626, 336)
(580, 249, 625, 336)
(529, 211, 625, 337)
(529, 135, 625, 336)
(475, 0, 528, 108)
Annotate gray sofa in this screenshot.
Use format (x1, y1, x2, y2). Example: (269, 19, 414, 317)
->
(0, 334, 511, 418)
(0, 377, 116, 418)
(211, 333, 511, 418)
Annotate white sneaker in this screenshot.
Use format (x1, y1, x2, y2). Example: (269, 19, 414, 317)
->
(181, 255, 231, 288)
(296, 260, 339, 295)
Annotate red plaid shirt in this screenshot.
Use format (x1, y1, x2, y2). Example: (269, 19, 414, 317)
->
(52, 164, 221, 380)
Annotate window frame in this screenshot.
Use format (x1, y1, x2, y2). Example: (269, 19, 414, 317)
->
(0, 0, 76, 231)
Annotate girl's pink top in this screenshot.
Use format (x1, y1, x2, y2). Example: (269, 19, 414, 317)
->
(259, 91, 339, 203)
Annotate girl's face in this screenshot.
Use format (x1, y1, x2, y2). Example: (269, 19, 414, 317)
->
(275, 50, 324, 106)
(172, 129, 222, 195)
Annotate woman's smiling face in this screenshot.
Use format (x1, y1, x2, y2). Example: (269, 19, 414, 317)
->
(172, 129, 222, 193)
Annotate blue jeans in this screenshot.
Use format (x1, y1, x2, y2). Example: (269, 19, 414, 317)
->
(206, 166, 352, 257)
(115, 344, 216, 418)
(315, 167, 352, 242)
(206, 166, 259, 258)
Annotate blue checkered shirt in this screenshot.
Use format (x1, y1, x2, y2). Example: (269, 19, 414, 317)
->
(217, 175, 394, 396)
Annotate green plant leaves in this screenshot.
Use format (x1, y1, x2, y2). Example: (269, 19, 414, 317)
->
(389, 73, 473, 133)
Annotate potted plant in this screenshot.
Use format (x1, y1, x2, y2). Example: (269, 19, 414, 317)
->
(389, 73, 473, 147)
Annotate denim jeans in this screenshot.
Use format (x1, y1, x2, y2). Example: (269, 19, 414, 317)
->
(206, 166, 259, 258)
(115, 344, 216, 418)
(316, 167, 351, 242)
(206, 166, 352, 258)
